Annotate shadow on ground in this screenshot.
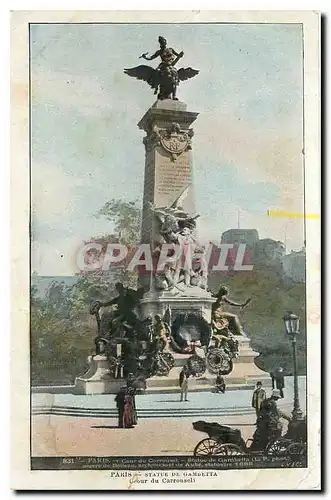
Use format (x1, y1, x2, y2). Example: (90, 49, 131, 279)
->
(90, 425, 120, 429)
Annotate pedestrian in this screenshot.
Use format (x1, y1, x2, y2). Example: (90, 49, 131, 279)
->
(251, 381, 266, 422)
(215, 372, 226, 393)
(250, 389, 290, 451)
(274, 367, 285, 398)
(179, 366, 189, 402)
(125, 373, 138, 426)
(114, 386, 126, 428)
(123, 386, 137, 428)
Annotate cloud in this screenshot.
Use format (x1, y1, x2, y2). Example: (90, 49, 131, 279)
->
(30, 23, 305, 275)
(195, 109, 304, 213)
(32, 161, 81, 222)
(31, 68, 116, 117)
(197, 205, 304, 252)
(31, 65, 148, 120)
(32, 238, 83, 276)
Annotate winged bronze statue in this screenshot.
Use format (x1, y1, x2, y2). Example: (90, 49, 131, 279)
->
(124, 36, 199, 100)
(148, 186, 200, 243)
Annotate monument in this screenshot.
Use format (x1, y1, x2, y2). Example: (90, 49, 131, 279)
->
(75, 36, 270, 394)
(137, 99, 215, 319)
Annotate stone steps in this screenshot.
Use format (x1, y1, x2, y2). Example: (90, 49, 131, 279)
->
(145, 380, 271, 391)
(32, 399, 295, 419)
(32, 405, 257, 418)
(145, 383, 256, 393)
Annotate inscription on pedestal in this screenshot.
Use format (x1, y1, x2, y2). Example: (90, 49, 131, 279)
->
(155, 150, 193, 208)
(157, 162, 191, 195)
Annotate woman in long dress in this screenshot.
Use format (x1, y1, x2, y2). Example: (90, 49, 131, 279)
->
(123, 386, 137, 428)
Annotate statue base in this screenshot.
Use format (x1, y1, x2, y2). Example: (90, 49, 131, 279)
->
(145, 335, 271, 393)
(140, 287, 215, 323)
(74, 338, 270, 395)
(74, 355, 124, 395)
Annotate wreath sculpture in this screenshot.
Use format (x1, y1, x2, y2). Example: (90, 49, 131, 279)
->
(206, 347, 233, 375)
(187, 354, 207, 377)
(170, 313, 212, 354)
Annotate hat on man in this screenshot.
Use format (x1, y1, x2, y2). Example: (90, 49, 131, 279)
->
(271, 389, 281, 398)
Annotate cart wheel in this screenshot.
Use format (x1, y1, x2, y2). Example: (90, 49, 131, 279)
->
(265, 438, 292, 455)
(193, 438, 220, 456)
(216, 443, 244, 456)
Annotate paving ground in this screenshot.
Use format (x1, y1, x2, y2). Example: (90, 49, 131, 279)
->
(32, 376, 306, 417)
(31, 377, 306, 457)
(32, 413, 256, 457)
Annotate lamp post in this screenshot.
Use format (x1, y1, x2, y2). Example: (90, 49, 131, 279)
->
(283, 312, 304, 421)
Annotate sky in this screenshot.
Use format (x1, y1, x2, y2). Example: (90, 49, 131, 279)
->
(30, 23, 305, 276)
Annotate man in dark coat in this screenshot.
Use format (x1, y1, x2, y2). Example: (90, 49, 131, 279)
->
(251, 381, 266, 421)
(271, 367, 285, 398)
(114, 386, 126, 428)
(274, 367, 285, 398)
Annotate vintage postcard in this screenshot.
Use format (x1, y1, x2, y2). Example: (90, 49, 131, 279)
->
(11, 10, 321, 490)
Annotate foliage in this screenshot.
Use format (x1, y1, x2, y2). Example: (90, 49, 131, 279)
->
(31, 198, 142, 385)
(208, 267, 306, 375)
(31, 280, 95, 384)
(96, 199, 141, 245)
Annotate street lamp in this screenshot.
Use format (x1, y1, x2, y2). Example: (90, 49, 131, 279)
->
(283, 312, 304, 421)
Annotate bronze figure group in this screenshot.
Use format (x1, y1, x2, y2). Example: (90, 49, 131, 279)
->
(124, 36, 199, 100)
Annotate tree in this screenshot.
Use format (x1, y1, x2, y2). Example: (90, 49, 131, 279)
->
(31, 198, 143, 385)
(77, 199, 143, 297)
(96, 199, 141, 245)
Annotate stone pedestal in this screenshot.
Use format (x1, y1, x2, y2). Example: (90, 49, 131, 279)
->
(145, 335, 271, 393)
(74, 355, 124, 395)
(226, 336, 272, 386)
(138, 99, 198, 249)
(140, 287, 215, 323)
(74, 337, 270, 394)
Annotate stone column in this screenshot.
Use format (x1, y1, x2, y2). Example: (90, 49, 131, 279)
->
(138, 100, 199, 247)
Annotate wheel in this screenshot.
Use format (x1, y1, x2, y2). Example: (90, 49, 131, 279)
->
(265, 438, 292, 455)
(206, 348, 233, 375)
(216, 443, 244, 456)
(193, 438, 221, 456)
